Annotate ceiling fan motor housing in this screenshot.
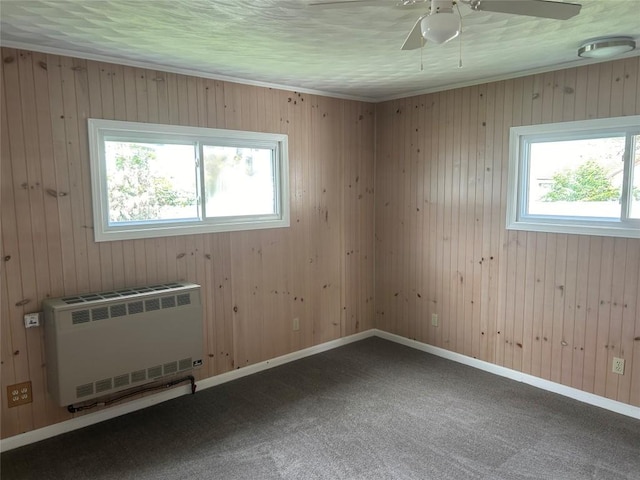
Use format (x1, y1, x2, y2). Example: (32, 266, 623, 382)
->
(429, 0, 456, 13)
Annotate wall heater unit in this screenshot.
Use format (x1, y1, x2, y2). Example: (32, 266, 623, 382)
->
(43, 282, 203, 406)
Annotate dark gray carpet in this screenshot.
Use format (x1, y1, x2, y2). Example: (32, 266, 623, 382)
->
(2, 337, 639, 480)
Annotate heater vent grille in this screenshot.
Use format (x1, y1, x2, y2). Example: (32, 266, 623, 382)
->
(164, 361, 178, 375)
(110, 304, 127, 318)
(179, 358, 192, 371)
(74, 358, 193, 401)
(131, 370, 146, 383)
(161, 296, 176, 309)
(148, 365, 162, 379)
(60, 283, 184, 305)
(145, 298, 160, 311)
(95, 378, 113, 393)
(128, 301, 144, 315)
(76, 383, 93, 398)
(92, 307, 109, 321)
(114, 374, 130, 388)
(177, 293, 191, 306)
(65, 293, 195, 326)
(72, 310, 90, 325)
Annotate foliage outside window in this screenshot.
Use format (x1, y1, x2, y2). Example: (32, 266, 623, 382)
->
(89, 119, 289, 242)
(507, 115, 640, 238)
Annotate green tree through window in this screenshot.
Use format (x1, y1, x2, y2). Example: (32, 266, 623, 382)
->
(541, 159, 619, 202)
(107, 143, 195, 222)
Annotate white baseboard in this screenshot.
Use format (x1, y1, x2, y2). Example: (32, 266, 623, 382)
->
(2, 327, 637, 452)
(195, 330, 375, 391)
(374, 329, 640, 420)
(0, 330, 375, 452)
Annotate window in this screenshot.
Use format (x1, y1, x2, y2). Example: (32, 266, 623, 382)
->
(506, 115, 640, 239)
(88, 119, 289, 242)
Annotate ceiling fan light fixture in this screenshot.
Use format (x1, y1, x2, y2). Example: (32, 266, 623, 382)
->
(578, 37, 636, 59)
(420, 12, 460, 44)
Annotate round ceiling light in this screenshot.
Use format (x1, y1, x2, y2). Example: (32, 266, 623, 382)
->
(578, 37, 636, 59)
(421, 12, 460, 44)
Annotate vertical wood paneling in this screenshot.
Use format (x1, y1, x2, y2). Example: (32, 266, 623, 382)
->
(632, 256, 640, 407)
(4, 50, 37, 435)
(375, 57, 640, 408)
(16, 51, 49, 431)
(425, 98, 437, 346)
(1, 49, 375, 438)
(570, 235, 590, 390)
(1, 51, 21, 434)
(472, 85, 487, 359)
(605, 240, 627, 399)
(464, 85, 479, 359)
(2, 48, 639, 441)
(582, 237, 603, 392)
(617, 240, 638, 403)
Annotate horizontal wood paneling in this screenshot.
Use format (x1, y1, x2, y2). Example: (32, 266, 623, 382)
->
(375, 57, 640, 407)
(0, 49, 375, 438)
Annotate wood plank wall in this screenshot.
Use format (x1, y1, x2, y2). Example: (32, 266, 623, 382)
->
(375, 57, 640, 407)
(0, 48, 375, 438)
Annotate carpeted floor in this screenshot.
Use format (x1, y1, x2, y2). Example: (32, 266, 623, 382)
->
(2, 337, 639, 479)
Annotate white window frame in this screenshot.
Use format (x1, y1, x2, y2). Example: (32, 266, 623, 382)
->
(506, 115, 640, 239)
(88, 119, 289, 242)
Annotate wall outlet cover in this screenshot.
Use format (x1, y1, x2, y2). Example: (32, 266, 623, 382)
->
(612, 357, 625, 375)
(7, 381, 33, 407)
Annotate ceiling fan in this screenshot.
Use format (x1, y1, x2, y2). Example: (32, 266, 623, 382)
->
(310, 0, 582, 50)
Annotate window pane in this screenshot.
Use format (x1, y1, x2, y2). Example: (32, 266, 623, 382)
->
(203, 145, 275, 217)
(527, 137, 625, 218)
(631, 135, 640, 219)
(105, 142, 198, 224)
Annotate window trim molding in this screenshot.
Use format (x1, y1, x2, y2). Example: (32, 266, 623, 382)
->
(506, 115, 640, 239)
(88, 119, 290, 242)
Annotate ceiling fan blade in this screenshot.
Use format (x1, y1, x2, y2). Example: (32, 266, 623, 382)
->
(469, 0, 581, 20)
(401, 16, 426, 50)
(309, 0, 386, 6)
(309, 0, 427, 8)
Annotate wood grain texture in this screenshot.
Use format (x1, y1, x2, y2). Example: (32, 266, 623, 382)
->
(375, 57, 640, 407)
(2, 48, 638, 440)
(0, 49, 375, 438)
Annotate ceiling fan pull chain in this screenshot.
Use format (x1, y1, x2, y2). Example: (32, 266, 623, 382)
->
(421, 43, 424, 71)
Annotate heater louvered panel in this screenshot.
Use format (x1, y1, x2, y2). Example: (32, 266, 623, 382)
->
(128, 301, 144, 315)
(92, 307, 109, 321)
(145, 299, 160, 311)
(96, 378, 113, 393)
(148, 365, 162, 379)
(178, 358, 193, 371)
(110, 304, 127, 317)
(177, 294, 191, 306)
(161, 296, 176, 309)
(114, 374, 130, 388)
(72, 310, 90, 325)
(43, 282, 203, 406)
(163, 361, 178, 375)
(76, 383, 93, 398)
(131, 370, 146, 383)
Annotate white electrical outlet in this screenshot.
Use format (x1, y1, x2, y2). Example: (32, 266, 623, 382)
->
(24, 312, 40, 328)
(431, 313, 438, 327)
(612, 357, 625, 375)
(292, 317, 300, 331)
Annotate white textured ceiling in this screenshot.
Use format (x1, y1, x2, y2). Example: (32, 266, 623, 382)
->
(1, 0, 639, 101)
